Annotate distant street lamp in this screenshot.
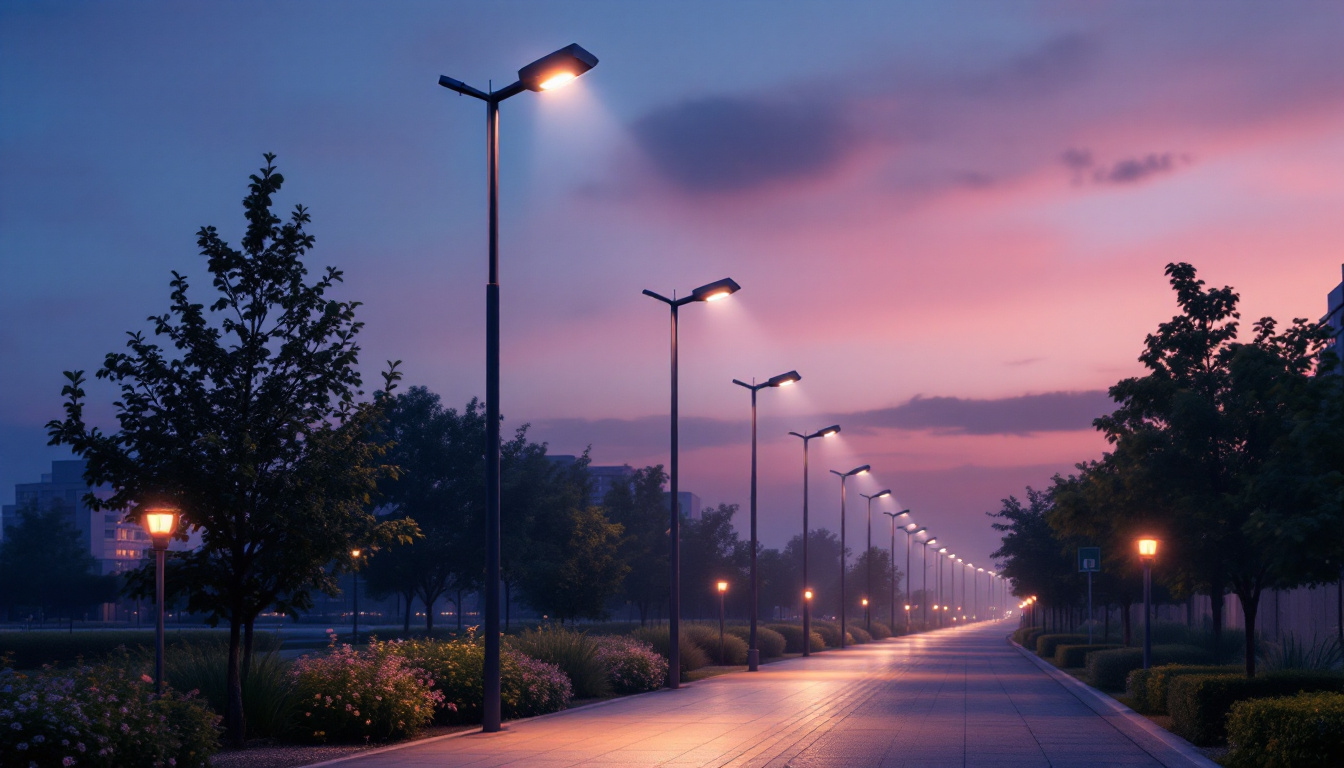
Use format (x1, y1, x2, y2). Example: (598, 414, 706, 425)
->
(438, 42, 599, 733)
(901, 522, 925, 633)
(350, 549, 363, 645)
(829, 465, 870, 648)
(860, 489, 891, 633)
(1138, 537, 1158, 669)
(644, 277, 740, 688)
(976, 567, 984, 620)
(883, 511, 912, 633)
(733, 370, 800, 671)
(141, 506, 178, 696)
(717, 580, 729, 665)
(920, 537, 938, 631)
(788, 425, 840, 656)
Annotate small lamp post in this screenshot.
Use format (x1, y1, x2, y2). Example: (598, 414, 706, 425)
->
(141, 506, 178, 696)
(717, 580, 729, 664)
(1138, 538, 1158, 669)
(803, 589, 814, 651)
(350, 548, 363, 645)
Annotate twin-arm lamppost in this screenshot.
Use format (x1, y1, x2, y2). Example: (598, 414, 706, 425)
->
(788, 426, 840, 656)
(733, 371, 800, 671)
(830, 465, 870, 648)
(860, 490, 891, 633)
(141, 506, 179, 697)
(644, 278, 741, 688)
(438, 42, 599, 732)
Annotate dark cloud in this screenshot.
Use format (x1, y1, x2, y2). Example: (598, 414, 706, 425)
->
(846, 390, 1112, 436)
(531, 414, 742, 454)
(631, 95, 852, 193)
(1062, 148, 1188, 186)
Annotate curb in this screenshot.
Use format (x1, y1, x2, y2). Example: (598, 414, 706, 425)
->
(1007, 638, 1219, 768)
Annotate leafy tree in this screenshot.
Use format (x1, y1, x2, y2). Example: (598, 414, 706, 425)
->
(757, 546, 797, 620)
(0, 500, 118, 622)
(782, 528, 844, 618)
(47, 155, 415, 743)
(604, 466, 670, 625)
(848, 547, 899, 627)
(988, 488, 1076, 629)
(681, 503, 749, 619)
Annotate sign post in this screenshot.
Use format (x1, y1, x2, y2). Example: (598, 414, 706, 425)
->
(1078, 547, 1101, 644)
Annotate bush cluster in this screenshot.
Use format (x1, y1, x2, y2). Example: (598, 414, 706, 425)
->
(1053, 644, 1120, 668)
(682, 624, 748, 665)
(160, 639, 297, 739)
(1010, 626, 1041, 646)
(0, 629, 277, 670)
(0, 661, 219, 767)
(628, 627, 710, 676)
(765, 624, 825, 654)
(810, 622, 851, 648)
(592, 635, 666, 694)
(1125, 664, 1241, 714)
(1224, 691, 1344, 768)
(1034, 634, 1089, 659)
(726, 626, 787, 659)
(1085, 644, 1210, 691)
(291, 636, 445, 744)
(867, 622, 892, 641)
(508, 626, 610, 699)
(845, 624, 872, 644)
(385, 635, 570, 724)
(1168, 671, 1344, 746)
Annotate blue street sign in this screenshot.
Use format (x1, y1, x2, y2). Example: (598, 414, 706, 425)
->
(1078, 547, 1101, 573)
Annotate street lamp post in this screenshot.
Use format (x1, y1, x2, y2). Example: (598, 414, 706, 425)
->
(1138, 538, 1158, 669)
(860, 490, 891, 633)
(141, 506, 179, 697)
(902, 523, 924, 633)
(350, 549, 363, 645)
(883, 511, 911, 634)
(717, 581, 729, 665)
(830, 465, 871, 648)
(644, 278, 741, 688)
(976, 567, 984, 621)
(920, 537, 937, 631)
(733, 370, 800, 672)
(939, 549, 949, 628)
(438, 43, 598, 733)
(788, 426, 841, 657)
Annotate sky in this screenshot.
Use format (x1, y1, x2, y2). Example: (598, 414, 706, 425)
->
(2, 1, 1343, 573)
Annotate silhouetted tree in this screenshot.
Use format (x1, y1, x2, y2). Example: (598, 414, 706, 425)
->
(604, 466, 669, 625)
(0, 500, 117, 623)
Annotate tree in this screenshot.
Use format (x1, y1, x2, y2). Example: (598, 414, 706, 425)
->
(604, 466, 670, 624)
(681, 503, 749, 619)
(988, 488, 1076, 630)
(848, 547, 899, 627)
(0, 501, 117, 623)
(47, 155, 415, 744)
(782, 528, 844, 618)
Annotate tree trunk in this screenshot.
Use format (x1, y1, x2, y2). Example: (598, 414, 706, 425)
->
(242, 618, 255, 685)
(403, 590, 413, 635)
(1104, 603, 1111, 642)
(1241, 590, 1259, 678)
(225, 614, 245, 746)
(1122, 598, 1133, 647)
(1209, 572, 1225, 647)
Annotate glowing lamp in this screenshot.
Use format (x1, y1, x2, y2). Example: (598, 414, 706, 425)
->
(820, 425, 841, 437)
(717, 580, 729, 593)
(691, 277, 741, 303)
(1138, 538, 1158, 560)
(518, 44, 598, 92)
(861, 597, 869, 607)
(141, 507, 178, 550)
(804, 589, 814, 601)
(768, 370, 802, 387)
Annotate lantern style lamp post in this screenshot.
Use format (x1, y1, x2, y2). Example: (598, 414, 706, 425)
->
(860, 489, 891, 633)
(733, 370, 800, 671)
(350, 549, 363, 645)
(717, 580, 729, 665)
(438, 42, 599, 733)
(644, 277, 741, 688)
(1138, 538, 1158, 669)
(829, 465, 871, 648)
(788, 425, 840, 656)
(142, 507, 178, 696)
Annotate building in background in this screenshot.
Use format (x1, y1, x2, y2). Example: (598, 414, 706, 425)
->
(547, 455, 702, 518)
(669, 491, 703, 521)
(1325, 264, 1343, 374)
(1, 460, 150, 575)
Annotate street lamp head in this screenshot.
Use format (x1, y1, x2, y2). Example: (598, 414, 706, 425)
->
(351, 548, 362, 559)
(925, 537, 937, 547)
(835, 464, 870, 478)
(717, 580, 729, 593)
(819, 425, 841, 438)
(141, 506, 179, 550)
(938, 547, 947, 554)
(897, 509, 911, 517)
(518, 44, 599, 92)
(873, 489, 892, 499)
(1137, 537, 1158, 560)
(804, 589, 814, 601)
(861, 597, 869, 607)
(691, 277, 741, 302)
(767, 370, 801, 387)
(909, 525, 926, 534)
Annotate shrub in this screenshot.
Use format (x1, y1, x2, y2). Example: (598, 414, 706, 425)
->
(765, 624, 824, 654)
(628, 627, 710, 676)
(1011, 626, 1040, 646)
(846, 624, 873, 644)
(0, 661, 219, 767)
(291, 638, 444, 743)
(683, 624, 748, 665)
(386, 635, 569, 724)
(1054, 644, 1120, 669)
(812, 622, 852, 648)
(1035, 634, 1089, 659)
(0, 629, 277, 670)
(1225, 692, 1344, 768)
(1125, 664, 1242, 714)
(1023, 628, 1047, 650)
(507, 626, 610, 699)
(1169, 671, 1344, 746)
(592, 635, 666, 694)
(726, 626, 786, 659)
(1257, 633, 1343, 673)
(157, 639, 297, 739)
(1085, 644, 1210, 691)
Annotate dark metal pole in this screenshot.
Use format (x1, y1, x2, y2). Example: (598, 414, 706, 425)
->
(1143, 562, 1152, 670)
(1088, 571, 1094, 644)
(668, 302, 681, 688)
(748, 387, 759, 671)
(839, 475, 847, 648)
(155, 546, 165, 696)
(889, 516, 896, 634)
(719, 589, 726, 665)
(352, 569, 359, 645)
(906, 533, 912, 633)
(482, 93, 503, 733)
(802, 439, 811, 656)
(865, 497, 872, 633)
(922, 543, 928, 631)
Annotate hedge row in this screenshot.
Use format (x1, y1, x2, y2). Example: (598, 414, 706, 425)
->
(1034, 633, 1090, 659)
(1084, 644, 1210, 691)
(1011, 626, 1041, 646)
(765, 624, 825, 654)
(0, 630, 276, 669)
(1125, 664, 1241, 714)
(1168, 671, 1344, 746)
(1053, 643, 1121, 669)
(1225, 692, 1344, 768)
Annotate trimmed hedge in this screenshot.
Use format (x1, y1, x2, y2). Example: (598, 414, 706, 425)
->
(846, 624, 872, 644)
(1023, 628, 1047, 651)
(1169, 671, 1344, 746)
(1035, 634, 1089, 659)
(725, 626, 787, 659)
(868, 622, 892, 640)
(1126, 664, 1242, 714)
(1225, 692, 1344, 768)
(682, 624, 748, 665)
(1085, 644, 1210, 691)
(811, 622, 852, 648)
(1054, 644, 1121, 669)
(766, 624, 825, 653)
(1011, 626, 1041, 646)
(0, 629, 275, 669)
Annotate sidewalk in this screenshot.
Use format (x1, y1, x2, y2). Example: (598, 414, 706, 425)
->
(310, 621, 1209, 768)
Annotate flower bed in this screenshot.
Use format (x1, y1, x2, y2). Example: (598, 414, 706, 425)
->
(593, 635, 666, 693)
(386, 635, 570, 724)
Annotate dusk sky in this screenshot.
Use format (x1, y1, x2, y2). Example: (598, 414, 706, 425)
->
(3, 2, 1342, 570)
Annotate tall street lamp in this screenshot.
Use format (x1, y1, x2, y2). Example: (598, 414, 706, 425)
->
(645, 277, 741, 688)
(1138, 538, 1158, 669)
(141, 506, 178, 696)
(883, 510, 911, 634)
(438, 42, 598, 733)
(350, 549, 363, 645)
(976, 567, 984, 621)
(829, 464, 870, 648)
(920, 537, 937, 631)
(716, 580, 729, 665)
(860, 489, 891, 633)
(901, 523, 924, 633)
(788, 425, 840, 656)
(733, 370, 800, 671)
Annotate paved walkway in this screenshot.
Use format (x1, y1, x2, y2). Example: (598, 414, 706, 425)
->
(318, 621, 1202, 768)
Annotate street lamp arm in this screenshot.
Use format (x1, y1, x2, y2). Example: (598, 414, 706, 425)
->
(438, 75, 490, 100)
(642, 289, 675, 305)
(732, 379, 763, 391)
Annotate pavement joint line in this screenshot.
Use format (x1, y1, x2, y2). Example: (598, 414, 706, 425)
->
(1006, 636, 1218, 768)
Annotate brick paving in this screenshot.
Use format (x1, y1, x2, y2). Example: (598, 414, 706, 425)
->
(315, 621, 1200, 768)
